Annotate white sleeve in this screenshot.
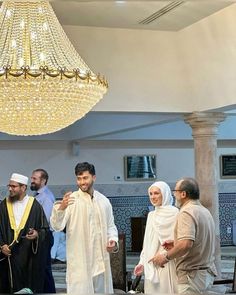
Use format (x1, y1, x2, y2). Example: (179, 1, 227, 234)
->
(106, 201, 118, 243)
(50, 201, 70, 232)
(138, 249, 145, 265)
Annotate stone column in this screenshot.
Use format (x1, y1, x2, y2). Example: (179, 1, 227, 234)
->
(184, 112, 226, 278)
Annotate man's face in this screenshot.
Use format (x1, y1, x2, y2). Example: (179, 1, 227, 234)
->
(8, 180, 25, 202)
(76, 171, 96, 193)
(30, 171, 45, 191)
(173, 180, 184, 208)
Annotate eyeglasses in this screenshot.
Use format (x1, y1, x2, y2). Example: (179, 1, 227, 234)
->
(172, 189, 183, 193)
(7, 184, 20, 189)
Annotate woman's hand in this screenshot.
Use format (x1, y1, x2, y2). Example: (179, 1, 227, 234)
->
(134, 264, 144, 276)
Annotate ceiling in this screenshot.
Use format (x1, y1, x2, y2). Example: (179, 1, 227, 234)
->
(50, 0, 235, 31)
(0, 0, 235, 140)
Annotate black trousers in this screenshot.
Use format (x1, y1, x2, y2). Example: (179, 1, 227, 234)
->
(44, 231, 56, 293)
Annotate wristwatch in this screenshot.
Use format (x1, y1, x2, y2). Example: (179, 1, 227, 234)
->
(164, 252, 171, 262)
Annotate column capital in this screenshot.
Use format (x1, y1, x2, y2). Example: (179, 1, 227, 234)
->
(184, 112, 226, 137)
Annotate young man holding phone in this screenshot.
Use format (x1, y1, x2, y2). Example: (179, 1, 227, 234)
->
(51, 162, 118, 294)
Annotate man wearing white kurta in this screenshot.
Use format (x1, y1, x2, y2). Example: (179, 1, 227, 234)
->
(50, 162, 118, 294)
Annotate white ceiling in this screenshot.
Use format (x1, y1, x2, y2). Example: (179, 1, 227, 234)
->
(0, 0, 236, 140)
(50, 0, 234, 31)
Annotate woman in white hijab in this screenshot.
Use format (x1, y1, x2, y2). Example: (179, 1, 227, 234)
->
(133, 181, 179, 293)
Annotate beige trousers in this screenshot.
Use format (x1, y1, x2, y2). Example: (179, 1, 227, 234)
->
(177, 269, 219, 294)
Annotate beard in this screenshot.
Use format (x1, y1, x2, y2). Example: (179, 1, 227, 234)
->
(175, 199, 182, 209)
(8, 194, 20, 203)
(30, 183, 40, 191)
(79, 182, 93, 193)
(80, 186, 91, 193)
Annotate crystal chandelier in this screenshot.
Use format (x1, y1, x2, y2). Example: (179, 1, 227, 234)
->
(0, 0, 108, 136)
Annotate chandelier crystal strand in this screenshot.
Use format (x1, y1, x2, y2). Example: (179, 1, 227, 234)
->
(0, 0, 108, 136)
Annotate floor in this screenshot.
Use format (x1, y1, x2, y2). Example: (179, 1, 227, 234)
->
(220, 246, 236, 278)
(52, 246, 236, 293)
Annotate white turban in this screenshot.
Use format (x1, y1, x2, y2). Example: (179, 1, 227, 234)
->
(10, 173, 28, 185)
(148, 181, 173, 206)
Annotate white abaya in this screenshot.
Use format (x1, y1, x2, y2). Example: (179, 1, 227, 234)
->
(139, 181, 179, 293)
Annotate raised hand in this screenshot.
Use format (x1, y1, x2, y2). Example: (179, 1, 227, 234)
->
(58, 191, 74, 210)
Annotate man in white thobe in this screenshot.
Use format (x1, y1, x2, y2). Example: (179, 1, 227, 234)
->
(50, 162, 118, 294)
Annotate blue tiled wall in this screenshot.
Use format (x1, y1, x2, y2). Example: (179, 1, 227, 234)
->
(109, 193, 236, 249)
(219, 193, 236, 245)
(108, 196, 151, 251)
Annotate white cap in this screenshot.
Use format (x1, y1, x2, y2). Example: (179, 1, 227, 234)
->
(10, 173, 28, 185)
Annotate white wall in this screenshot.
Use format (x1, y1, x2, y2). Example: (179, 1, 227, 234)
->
(62, 3, 236, 113)
(78, 144, 194, 184)
(1, 141, 193, 185)
(63, 26, 191, 112)
(178, 3, 236, 110)
(0, 140, 235, 186)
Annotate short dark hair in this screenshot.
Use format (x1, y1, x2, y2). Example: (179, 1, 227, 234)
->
(74, 162, 96, 176)
(33, 169, 49, 185)
(178, 177, 199, 200)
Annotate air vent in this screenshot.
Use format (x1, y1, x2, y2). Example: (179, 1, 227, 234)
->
(139, 1, 184, 25)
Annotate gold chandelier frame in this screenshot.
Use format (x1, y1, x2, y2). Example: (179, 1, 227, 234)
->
(0, 65, 108, 87)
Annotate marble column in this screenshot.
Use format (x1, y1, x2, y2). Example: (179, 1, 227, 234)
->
(184, 111, 226, 278)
